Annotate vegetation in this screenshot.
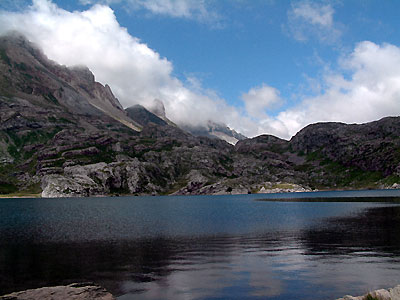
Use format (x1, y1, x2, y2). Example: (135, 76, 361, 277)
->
(0, 48, 11, 66)
(44, 93, 59, 105)
(0, 182, 18, 194)
(271, 183, 297, 189)
(363, 294, 380, 300)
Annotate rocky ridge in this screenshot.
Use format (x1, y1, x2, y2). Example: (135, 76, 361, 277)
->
(182, 120, 247, 145)
(336, 284, 400, 300)
(0, 33, 400, 198)
(0, 283, 115, 300)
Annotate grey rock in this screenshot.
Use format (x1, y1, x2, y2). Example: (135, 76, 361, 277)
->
(62, 147, 100, 158)
(0, 282, 115, 300)
(336, 284, 400, 300)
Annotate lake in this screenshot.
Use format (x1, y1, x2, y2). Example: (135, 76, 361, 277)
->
(1, 189, 400, 299)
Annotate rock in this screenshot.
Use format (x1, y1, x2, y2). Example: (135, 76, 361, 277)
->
(255, 182, 312, 194)
(125, 104, 168, 127)
(2, 32, 400, 197)
(0, 283, 115, 300)
(182, 120, 246, 145)
(336, 285, 400, 300)
(62, 147, 100, 158)
(41, 174, 104, 197)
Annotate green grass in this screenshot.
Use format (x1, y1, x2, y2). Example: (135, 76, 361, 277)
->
(7, 128, 61, 149)
(271, 183, 297, 189)
(364, 294, 380, 300)
(0, 182, 18, 194)
(14, 62, 28, 71)
(0, 182, 42, 197)
(381, 174, 400, 186)
(306, 149, 324, 161)
(44, 93, 59, 105)
(0, 48, 11, 66)
(313, 159, 384, 189)
(48, 116, 76, 124)
(163, 177, 189, 195)
(137, 138, 156, 145)
(294, 163, 313, 172)
(7, 144, 20, 159)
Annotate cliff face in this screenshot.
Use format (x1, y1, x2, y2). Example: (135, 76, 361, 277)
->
(181, 121, 247, 145)
(0, 33, 141, 131)
(290, 118, 400, 177)
(0, 33, 399, 197)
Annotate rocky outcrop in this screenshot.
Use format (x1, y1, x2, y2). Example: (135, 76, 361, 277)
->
(1, 32, 399, 197)
(336, 284, 400, 300)
(257, 182, 312, 194)
(182, 120, 247, 145)
(0, 33, 141, 131)
(0, 283, 115, 300)
(290, 118, 400, 176)
(41, 159, 167, 197)
(125, 104, 168, 127)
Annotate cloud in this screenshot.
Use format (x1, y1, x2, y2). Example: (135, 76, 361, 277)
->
(1, 1, 399, 141)
(273, 41, 400, 138)
(287, 1, 341, 44)
(0, 0, 242, 131)
(242, 84, 283, 119)
(79, 0, 219, 23)
(291, 1, 333, 27)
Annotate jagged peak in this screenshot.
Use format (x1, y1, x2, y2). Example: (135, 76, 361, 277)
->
(147, 98, 166, 119)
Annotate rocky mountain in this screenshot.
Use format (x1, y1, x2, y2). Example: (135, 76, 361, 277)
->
(0, 33, 399, 197)
(182, 121, 247, 145)
(125, 104, 168, 127)
(0, 33, 142, 132)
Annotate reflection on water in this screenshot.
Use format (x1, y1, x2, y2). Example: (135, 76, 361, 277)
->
(1, 193, 400, 299)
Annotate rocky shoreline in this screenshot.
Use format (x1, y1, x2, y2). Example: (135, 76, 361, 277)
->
(2, 283, 400, 299)
(0, 283, 115, 300)
(336, 285, 400, 300)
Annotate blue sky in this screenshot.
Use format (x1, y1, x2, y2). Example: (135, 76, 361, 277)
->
(1, 0, 400, 138)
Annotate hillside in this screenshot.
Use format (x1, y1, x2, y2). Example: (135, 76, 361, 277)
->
(0, 33, 399, 197)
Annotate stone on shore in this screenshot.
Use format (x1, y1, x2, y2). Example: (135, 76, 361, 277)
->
(337, 284, 400, 300)
(0, 283, 115, 300)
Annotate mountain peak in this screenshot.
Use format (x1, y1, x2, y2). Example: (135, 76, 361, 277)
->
(0, 33, 141, 131)
(147, 99, 166, 119)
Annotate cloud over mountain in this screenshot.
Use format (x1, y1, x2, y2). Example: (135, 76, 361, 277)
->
(1, 0, 400, 140)
(79, 0, 219, 23)
(0, 0, 230, 128)
(242, 84, 283, 119)
(275, 41, 400, 137)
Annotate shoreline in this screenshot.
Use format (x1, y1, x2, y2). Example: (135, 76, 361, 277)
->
(2, 283, 400, 300)
(1, 188, 400, 199)
(336, 285, 400, 300)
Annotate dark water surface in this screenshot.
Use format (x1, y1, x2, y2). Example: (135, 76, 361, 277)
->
(1, 190, 400, 299)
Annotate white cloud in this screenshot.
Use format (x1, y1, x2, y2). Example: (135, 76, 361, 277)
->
(242, 84, 283, 119)
(273, 41, 400, 138)
(1, 1, 399, 141)
(287, 1, 341, 43)
(80, 0, 219, 23)
(0, 0, 243, 132)
(292, 1, 333, 27)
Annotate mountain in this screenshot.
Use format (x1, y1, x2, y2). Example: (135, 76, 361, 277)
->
(0, 33, 142, 132)
(182, 121, 247, 145)
(125, 104, 168, 127)
(127, 100, 245, 145)
(0, 33, 399, 197)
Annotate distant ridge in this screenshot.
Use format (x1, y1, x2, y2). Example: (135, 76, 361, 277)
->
(0, 32, 399, 197)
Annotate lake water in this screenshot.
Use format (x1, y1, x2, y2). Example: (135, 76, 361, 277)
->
(1, 190, 400, 299)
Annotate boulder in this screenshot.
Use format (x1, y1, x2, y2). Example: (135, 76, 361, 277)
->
(337, 285, 400, 300)
(0, 283, 115, 300)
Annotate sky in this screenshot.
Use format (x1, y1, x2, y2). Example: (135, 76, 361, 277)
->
(1, 0, 400, 139)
